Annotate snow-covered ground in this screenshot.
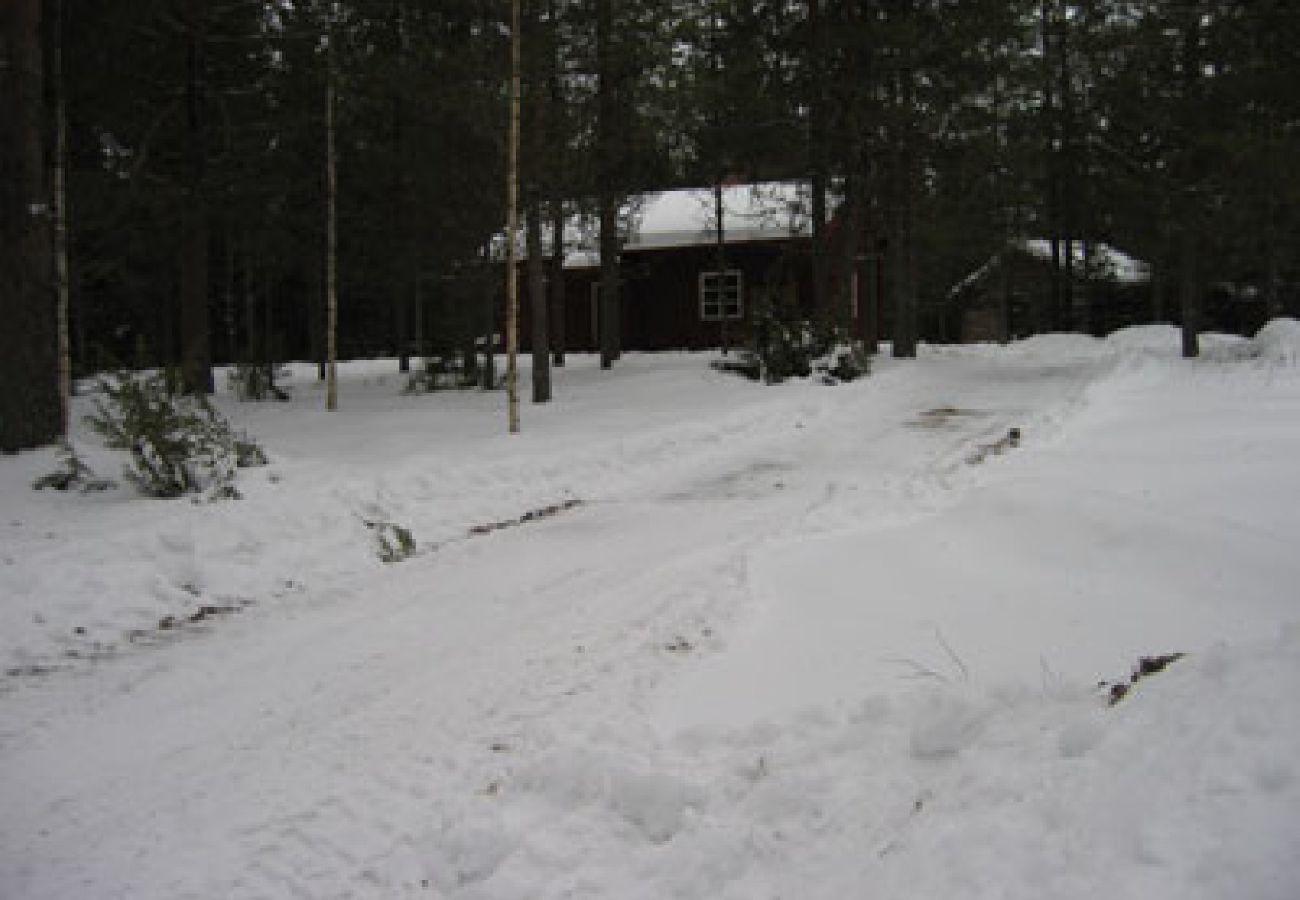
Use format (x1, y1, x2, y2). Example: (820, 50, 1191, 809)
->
(2, 324, 1298, 899)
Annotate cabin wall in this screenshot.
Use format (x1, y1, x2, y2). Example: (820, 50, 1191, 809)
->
(517, 239, 816, 352)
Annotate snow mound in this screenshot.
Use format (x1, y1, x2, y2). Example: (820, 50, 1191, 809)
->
(1105, 323, 1184, 354)
(1252, 317, 1300, 366)
(413, 631, 1300, 899)
(512, 746, 706, 845)
(1005, 331, 1101, 359)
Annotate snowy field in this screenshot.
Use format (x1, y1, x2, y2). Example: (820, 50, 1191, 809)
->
(2, 324, 1298, 899)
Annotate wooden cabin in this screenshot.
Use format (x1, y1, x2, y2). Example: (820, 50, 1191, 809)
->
(511, 182, 883, 352)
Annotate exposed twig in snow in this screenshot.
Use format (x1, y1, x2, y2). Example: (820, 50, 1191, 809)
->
(882, 656, 954, 684)
(883, 627, 970, 684)
(932, 626, 969, 682)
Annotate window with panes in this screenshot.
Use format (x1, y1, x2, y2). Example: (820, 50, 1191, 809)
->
(699, 270, 742, 320)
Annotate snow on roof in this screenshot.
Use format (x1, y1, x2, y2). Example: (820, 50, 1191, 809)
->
(949, 238, 1150, 298)
(626, 181, 818, 253)
(505, 181, 824, 269)
(1019, 239, 1151, 285)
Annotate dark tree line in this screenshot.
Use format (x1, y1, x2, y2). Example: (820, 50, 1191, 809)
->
(3, 0, 1297, 449)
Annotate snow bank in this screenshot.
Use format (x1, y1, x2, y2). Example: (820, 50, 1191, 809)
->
(1252, 317, 1300, 366)
(392, 628, 1300, 900)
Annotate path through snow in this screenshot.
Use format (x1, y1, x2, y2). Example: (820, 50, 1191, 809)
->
(1, 328, 1298, 898)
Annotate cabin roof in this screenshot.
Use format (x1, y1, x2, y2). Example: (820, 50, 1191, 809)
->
(504, 181, 826, 269)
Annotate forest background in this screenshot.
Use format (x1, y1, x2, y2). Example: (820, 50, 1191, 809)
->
(2, 0, 1297, 451)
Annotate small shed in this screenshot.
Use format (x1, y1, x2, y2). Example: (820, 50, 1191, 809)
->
(948, 239, 1151, 341)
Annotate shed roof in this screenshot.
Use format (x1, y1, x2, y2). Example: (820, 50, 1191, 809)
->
(949, 239, 1151, 298)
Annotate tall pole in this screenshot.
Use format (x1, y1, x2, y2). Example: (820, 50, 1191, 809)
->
(325, 38, 339, 410)
(506, 0, 521, 433)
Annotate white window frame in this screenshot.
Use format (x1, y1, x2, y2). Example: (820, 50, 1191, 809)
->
(699, 269, 743, 321)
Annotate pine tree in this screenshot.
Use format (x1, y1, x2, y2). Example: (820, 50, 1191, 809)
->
(0, 0, 60, 451)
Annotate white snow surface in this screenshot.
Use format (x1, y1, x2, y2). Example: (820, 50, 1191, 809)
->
(518, 182, 820, 268)
(2, 324, 1299, 899)
(1020, 238, 1151, 284)
(950, 238, 1150, 298)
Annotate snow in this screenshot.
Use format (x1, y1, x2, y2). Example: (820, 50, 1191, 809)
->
(2, 324, 1299, 899)
(627, 181, 818, 251)
(1020, 238, 1151, 284)
(517, 182, 820, 268)
(950, 238, 1151, 297)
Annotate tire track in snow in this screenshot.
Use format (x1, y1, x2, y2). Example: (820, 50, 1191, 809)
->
(1, 347, 1123, 899)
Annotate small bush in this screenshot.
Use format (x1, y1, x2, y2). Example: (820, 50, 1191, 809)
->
(365, 519, 416, 563)
(717, 295, 872, 385)
(85, 371, 267, 499)
(823, 342, 872, 383)
(33, 447, 117, 493)
(405, 355, 480, 393)
(227, 363, 290, 402)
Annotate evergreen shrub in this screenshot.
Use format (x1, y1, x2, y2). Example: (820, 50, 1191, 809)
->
(365, 519, 416, 563)
(86, 372, 267, 499)
(228, 363, 290, 401)
(404, 355, 480, 393)
(715, 293, 872, 385)
(32, 447, 117, 493)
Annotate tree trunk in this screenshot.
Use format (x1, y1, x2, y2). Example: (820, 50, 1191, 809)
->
(0, 0, 60, 451)
(831, 11, 867, 337)
(52, 0, 71, 440)
(524, 0, 550, 402)
(862, 256, 879, 352)
(393, 0, 410, 374)
(1177, 1, 1201, 359)
(891, 55, 918, 360)
(325, 46, 339, 410)
(1179, 220, 1199, 358)
(598, 201, 619, 368)
(596, 0, 620, 368)
(243, 242, 257, 364)
(179, 205, 210, 392)
(808, 0, 830, 326)
(549, 200, 566, 366)
(1057, 7, 1076, 333)
(480, 251, 496, 389)
(505, 0, 521, 431)
(545, 0, 566, 367)
(1000, 251, 1014, 342)
(527, 200, 550, 402)
(714, 180, 728, 352)
(179, 1, 212, 394)
(223, 231, 237, 365)
(263, 266, 276, 381)
(1040, 0, 1063, 334)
